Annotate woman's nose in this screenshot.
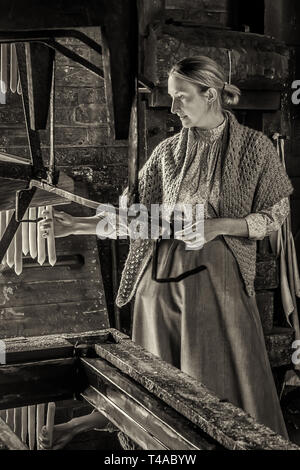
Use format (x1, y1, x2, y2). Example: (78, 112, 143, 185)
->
(171, 98, 179, 114)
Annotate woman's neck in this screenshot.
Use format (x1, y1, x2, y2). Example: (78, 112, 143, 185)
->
(194, 110, 225, 130)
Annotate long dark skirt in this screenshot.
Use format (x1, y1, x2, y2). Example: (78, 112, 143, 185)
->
(132, 236, 289, 439)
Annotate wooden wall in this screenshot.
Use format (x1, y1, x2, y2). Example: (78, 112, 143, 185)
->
(0, 27, 130, 338)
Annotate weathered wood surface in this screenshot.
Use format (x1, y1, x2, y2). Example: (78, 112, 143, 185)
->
(0, 205, 108, 339)
(165, 0, 230, 26)
(0, 329, 299, 450)
(0, 279, 101, 307)
(0, 171, 75, 211)
(1, 330, 111, 364)
(144, 24, 289, 91)
(0, 358, 78, 409)
(81, 358, 218, 450)
(0, 27, 111, 339)
(0, 301, 107, 338)
(83, 386, 170, 450)
(94, 329, 299, 450)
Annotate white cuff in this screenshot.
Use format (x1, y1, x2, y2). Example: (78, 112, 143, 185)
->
(245, 213, 267, 240)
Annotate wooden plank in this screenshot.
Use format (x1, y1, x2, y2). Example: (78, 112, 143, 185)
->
(94, 329, 299, 450)
(81, 358, 217, 450)
(0, 417, 28, 450)
(83, 386, 169, 450)
(0, 358, 79, 409)
(0, 278, 102, 308)
(0, 171, 74, 211)
(54, 234, 99, 252)
(0, 249, 101, 283)
(0, 300, 108, 339)
(0, 161, 32, 181)
(2, 330, 111, 364)
(0, 152, 30, 165)
(0, 329, 296, 449)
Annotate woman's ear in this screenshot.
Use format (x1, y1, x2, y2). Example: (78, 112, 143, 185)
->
(206, 87, 217, 104)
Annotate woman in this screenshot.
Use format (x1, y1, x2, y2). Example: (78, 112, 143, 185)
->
(40, 56, 293, 448)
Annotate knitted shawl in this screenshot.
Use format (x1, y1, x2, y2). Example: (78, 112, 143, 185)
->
(116, 111, 294, 307)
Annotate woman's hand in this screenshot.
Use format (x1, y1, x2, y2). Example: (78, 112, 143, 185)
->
(40, 210, 76, 238)
(38, 422, 76, 450)
(38, 412, 109, 450)
(203, 219, 223, 243)
(175, 218, 222, 249)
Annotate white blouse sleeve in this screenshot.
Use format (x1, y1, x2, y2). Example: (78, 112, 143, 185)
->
(245, 197, 290, 240)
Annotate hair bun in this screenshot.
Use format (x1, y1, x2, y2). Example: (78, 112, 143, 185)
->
(222, 82, 241, 107)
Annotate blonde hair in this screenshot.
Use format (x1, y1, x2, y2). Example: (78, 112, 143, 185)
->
(169, 55, 241, 109)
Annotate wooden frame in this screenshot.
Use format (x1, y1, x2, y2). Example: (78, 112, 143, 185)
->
(0, 329, 298, 450)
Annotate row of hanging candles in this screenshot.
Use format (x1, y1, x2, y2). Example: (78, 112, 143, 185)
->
(0, 206, 56, 275)
(0, 44, 22, 95)
(0, 402, 56, 450)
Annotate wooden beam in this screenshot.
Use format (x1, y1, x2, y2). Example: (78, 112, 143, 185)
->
(15, 43, 47, 178)
(83, 386, 170, 450)
(0, 358, 80, 409)
(2, 330, 111, 364)
(0, 162, 32, 181)
(137, 0, 165, 36)
(81, 357, 217, 450)
(1, 329, 297, 449)
(99, 0, 138, 139)
(0, 1, 138, 141)
(25, 43, 54, 130)
(0, 171, 74, 211)
(94, 329, 298, 450)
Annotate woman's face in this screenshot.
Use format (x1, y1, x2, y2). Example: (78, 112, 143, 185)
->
(168, 74, 210, 128)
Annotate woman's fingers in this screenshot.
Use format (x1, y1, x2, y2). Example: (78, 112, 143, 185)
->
(39, 426, 51, 449)
(53, 210, 68, 221)
(175, 222, 198, 235)
(41, 209, 50, 218)
(40, 221, 52, 229)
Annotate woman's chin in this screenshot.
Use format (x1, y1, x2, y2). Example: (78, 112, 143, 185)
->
(180, 117, 192, 128)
